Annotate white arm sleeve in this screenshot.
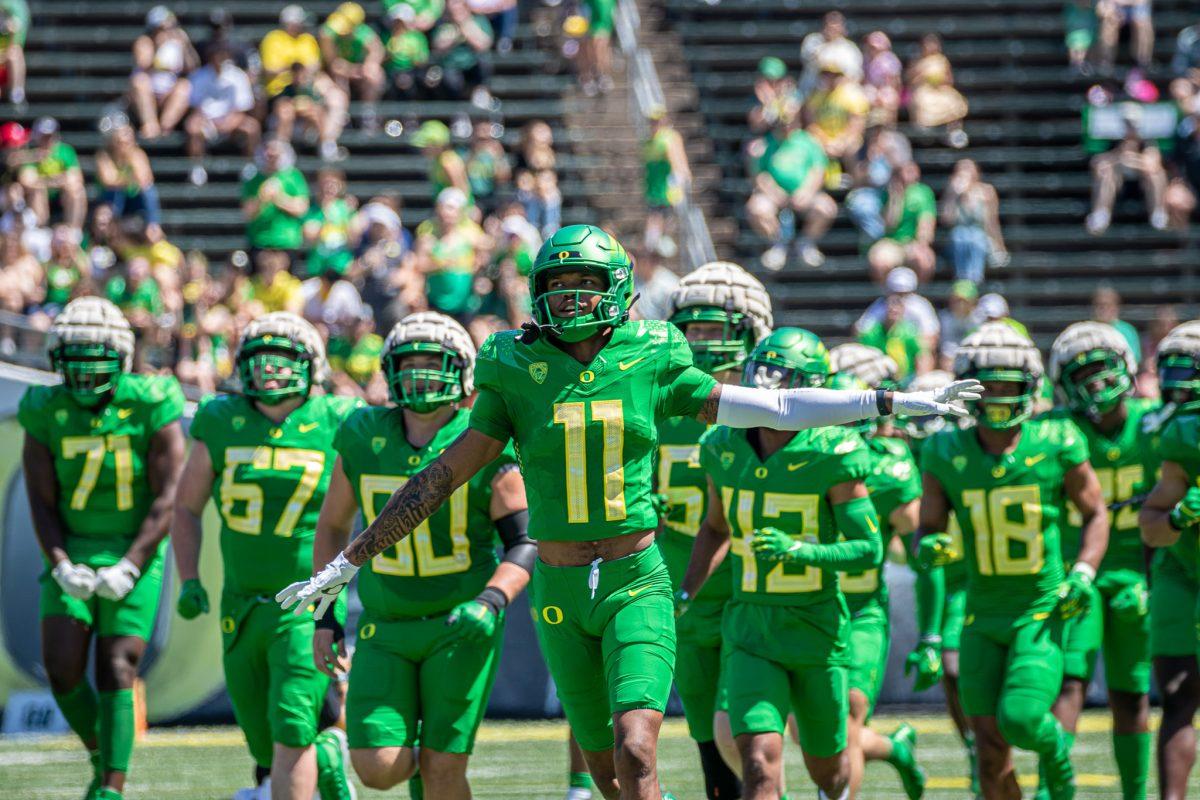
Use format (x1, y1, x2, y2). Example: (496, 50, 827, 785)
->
(715, 385, 878, 430)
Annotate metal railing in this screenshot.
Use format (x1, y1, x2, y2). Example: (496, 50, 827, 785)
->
(613, 0, 717, 271)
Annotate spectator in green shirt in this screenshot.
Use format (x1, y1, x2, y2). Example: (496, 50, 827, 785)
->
(383, 4, 430, 98)
(857, 293, 931, 379)
(16, 117, 87, 230)
(302, 168, 357, 277)
(429, 0, 493, 104)
(384, 0, 443, 32)
(744, 118, 837, 271)
(867, 160, 937, 283)
(1091, 284, 1143, 364)
(240, 139, 311, 250)
(319, 2, 385, 131)
(412, 119, 472, 204)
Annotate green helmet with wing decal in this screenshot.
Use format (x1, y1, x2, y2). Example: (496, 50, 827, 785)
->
(527, 225, 635, 342)
(742, 327, 829, 389)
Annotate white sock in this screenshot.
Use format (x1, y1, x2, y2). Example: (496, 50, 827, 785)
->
(818, 788, 849, 800)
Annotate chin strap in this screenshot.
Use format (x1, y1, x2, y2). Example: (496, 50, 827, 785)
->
(519, 321, 545, 344)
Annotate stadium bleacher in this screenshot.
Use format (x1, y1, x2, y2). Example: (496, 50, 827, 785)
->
(664, 0, 1200, 347)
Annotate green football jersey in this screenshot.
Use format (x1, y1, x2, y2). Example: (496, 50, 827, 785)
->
(1053, 398, 1158, 574)
(469, 320, 717, 542)
(191, 393, 363, 596)
(18, 374, 185, 557)
(1156, 413, 1200, 582)
(335, 406, 517, 619)
(842, 435, 921, 614)
(655, 415, 732, 605)
(700, 424, 872, 608)
(921, 417, 1089, 620)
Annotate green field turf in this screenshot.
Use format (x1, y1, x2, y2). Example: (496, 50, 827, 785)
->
(1, 710, 1195, 799)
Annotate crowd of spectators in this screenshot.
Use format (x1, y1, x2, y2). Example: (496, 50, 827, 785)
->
(744, 12, 977, 278)
(0, 1, 572, 397)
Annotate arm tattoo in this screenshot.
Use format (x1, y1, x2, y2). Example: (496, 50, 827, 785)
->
(345, 457, 454, 565)
(697, 386, 722, 424)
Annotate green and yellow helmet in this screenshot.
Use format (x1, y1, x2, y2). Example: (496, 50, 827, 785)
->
(382, 311, 476, 412)
(1048, 321, 1136, 422)
(953, 322, 1044, 430)
(828, 369, 876, 436)
(898, 369, 957, 442)
(1156, 320, 1200, 415)
(47, 296, 135, 405)
(668, 260, 773, 375)
(828, 342, 899, 390)
(236, 312, 329, 403)
(742, 327, 829, 389)
(527, 224, 634, 342)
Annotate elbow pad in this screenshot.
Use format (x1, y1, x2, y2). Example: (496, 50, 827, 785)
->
(495, 510, 536, 574)
(715, 384, 876, 431)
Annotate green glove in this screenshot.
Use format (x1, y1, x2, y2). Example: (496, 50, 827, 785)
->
(446, 591, 502, 644)
(1110, 579, 1149, 621)
(1170, 487, 1200, 530)
(904, 635, 943, 692)
(176, 579, 210, 620)
(1058, 567, 1094, 620)
(750, 526, 804, 564)
(915, 533, 958, 570)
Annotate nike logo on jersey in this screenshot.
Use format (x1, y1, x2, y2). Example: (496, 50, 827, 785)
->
(866, 516, 878, 533)
(298, 422, 320, 432)
(618, 358, 645, 371)
(786, 461, 810, 471)
(1024, 453, 1047, 467)
(116, 408, 134, 419)
(627, 586, 649, 597)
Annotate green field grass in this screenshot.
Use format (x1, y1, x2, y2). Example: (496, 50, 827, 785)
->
(1, 710, 1194, 799)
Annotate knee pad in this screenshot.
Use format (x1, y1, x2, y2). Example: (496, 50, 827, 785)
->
(997, 696, 1055, 752)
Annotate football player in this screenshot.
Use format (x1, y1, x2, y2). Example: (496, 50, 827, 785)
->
(279, 225, 979, 800)
(896, 369, 978, 795)
(1038, 322, 1157, 800)
(171, 313, 361, 800)
(680, 328, 882, 800)
(20, 297, 186, 800)
(826, 351, 926, 800)
(312, 312, 534, 797)
(662, 260, 773, 800)
(1137, 321, 1200, 800)
(918, 323, 1109, 800)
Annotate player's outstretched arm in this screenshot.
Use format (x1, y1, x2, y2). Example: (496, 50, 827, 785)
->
(695, 379, 982, 429)
(1139, 460, 1192, 547)
(278, 428, 505, 618)
(123, 421, 186, 570)
(1066, 460, 1110, 572)
(171, 441, 216, 619)
(679, 476, 733, 609)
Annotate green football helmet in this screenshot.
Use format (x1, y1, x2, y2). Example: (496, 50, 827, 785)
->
(828, 370, 876, 436)
(527, 225, 634, 343)
(668, 261, 773, 375)
(1157, 321, 1200, 415)
(953, 322, 1043, 430)
(1048, 321, 1136, 422)
(829, 343, 899, 390)
(47, 296, 135, 406)
(742, 327, 829, 389)
(236, 312, 329, 403)
(382, 312, 476, 412)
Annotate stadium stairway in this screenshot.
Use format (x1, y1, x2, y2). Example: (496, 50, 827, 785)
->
(17, 0, 604, 264)
(662, 0, 1200, 348)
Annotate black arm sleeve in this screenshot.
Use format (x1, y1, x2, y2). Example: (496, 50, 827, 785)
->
(495, 509, 536, 574)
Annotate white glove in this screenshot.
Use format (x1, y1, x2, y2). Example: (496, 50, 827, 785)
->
(95, 558, 141, 601)
(892, 379, 983, 419)
(276, 553, 359, 620)
(51, 560, 97, 600)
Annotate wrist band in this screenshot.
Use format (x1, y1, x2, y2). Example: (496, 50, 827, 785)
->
(476, 585, 509, 614)
(875, 389, 889, 416)
(1070, 562, 1096, 582)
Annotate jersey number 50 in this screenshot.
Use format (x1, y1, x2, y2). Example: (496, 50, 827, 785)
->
(361, 474, 472, 577)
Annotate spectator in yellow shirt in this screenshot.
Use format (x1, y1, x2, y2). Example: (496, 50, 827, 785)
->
(805, 57, 869, 177)
(248, 248, 304, 314)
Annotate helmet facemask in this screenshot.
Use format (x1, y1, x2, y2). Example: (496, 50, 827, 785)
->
(970, 368, 1038, 430)
(1059, 348, 1131, 421)
(384, 341, 466, 412)
(51, 342, 125, 406)
(238, 336, 314, 403)
(532, 265, 629, 343)
(672, 305, 756, 376)
(1159, 353, 1200, 414)
(743, 354, 827, 390)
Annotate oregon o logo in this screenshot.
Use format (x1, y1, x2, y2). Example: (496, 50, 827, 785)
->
(754, 466, 768, 479)
(541, 606, 564, 625)
(579, 370, 595, 384)
(359, 623, 376, 640)
(220, 617, 235, 634)
(407, 455, 421, 466)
